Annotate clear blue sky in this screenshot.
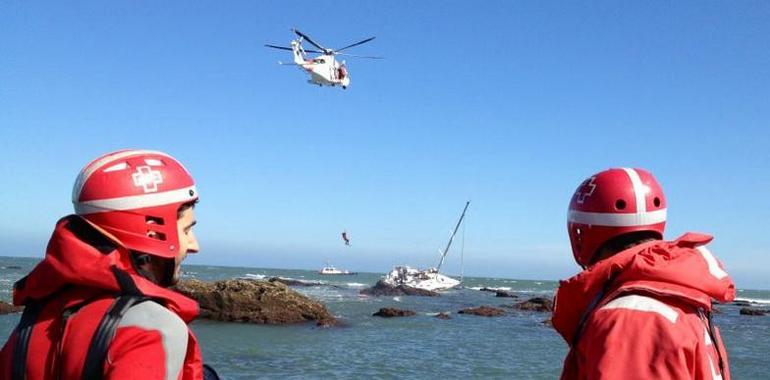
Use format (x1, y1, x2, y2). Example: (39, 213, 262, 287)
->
(1, 1, 768, 288)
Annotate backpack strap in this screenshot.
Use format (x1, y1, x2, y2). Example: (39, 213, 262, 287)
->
(11, 302, 42, 380)
(81, 294, 149, 380)
(80, 266, 150, 380)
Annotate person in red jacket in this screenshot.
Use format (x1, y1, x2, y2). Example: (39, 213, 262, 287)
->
(552, 167, 735, 380)
(0, 149, 217, 380)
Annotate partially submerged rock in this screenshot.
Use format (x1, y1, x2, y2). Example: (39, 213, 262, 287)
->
(458, 306, 505, 317)
(0, 301, 23, 314)
(174, 279, 336, 326)
(435, 312, 452, 320)
(372, 307, 416, 318)
(494, 290, 518, 298)
(511, 297, 554, 312)
(739, 307, 767, 316)
(360, 280, 439, 297)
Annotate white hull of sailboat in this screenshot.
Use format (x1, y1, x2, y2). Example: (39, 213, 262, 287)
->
(382, 266, 461, 292)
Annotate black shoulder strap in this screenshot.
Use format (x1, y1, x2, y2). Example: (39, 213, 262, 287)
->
(81, 294, 149, 380)
(81, 266, 148, 380)
(11, 302, 42, 380)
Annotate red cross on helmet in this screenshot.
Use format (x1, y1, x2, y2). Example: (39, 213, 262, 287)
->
(567, 168, 666, 267)
(72, 149, 198, 259)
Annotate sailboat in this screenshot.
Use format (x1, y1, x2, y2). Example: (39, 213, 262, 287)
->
(382, 201, 470, 292)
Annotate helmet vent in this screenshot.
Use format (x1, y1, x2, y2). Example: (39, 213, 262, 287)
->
(145, 216, 165, 226)
(653, 197, 661, 207)
(615, 199, 627, 210)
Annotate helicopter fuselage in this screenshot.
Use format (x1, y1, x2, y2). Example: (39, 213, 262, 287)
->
(291, 41, 350, 88)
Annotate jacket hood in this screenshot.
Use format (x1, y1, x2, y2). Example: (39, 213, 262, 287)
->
(552, 232, 735, 345)
(13, 215, 198, 323)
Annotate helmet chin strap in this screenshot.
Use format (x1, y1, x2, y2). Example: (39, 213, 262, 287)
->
(130, 252, 175, 287)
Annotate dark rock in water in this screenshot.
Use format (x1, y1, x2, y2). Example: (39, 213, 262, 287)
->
(739, 307, 767, 316)
(512, 297, 554, 312)
(733, 300, 753, 307)
(0, 301, 23, 314)
(360, 280, 439, 297)
(372, 307, 416, 318)
(458, 306, 505, 317)
(495, 290, 518, 298)
(2, 265, 22, 270)
(174, 279, 336, 326)
(435, 312, 452, 320)
(479, 287, 497, 293)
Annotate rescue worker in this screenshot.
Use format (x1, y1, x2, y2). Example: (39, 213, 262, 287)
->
(552, 167, 735, 379)
(0, 149, 217, 379)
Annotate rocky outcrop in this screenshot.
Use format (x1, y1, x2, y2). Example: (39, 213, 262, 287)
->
(495, 290, 518, 298)
(435, 312, 452, 320)
(458, 306, 505, 317)
(511, 297, 554, 312)
(372, 307, 416, 318)
(739, 308, 767, 316)
(0, 301, 23, 314)
(360, 280, 439, 297)
(174, 279, 336, 326)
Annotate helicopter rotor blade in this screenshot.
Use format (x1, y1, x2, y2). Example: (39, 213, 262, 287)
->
(265, 44, 323, 54)
(265, 44, 293, 51)
(335, 52, 384, 59)
(335, 37, 376, 52)
(292, 29, 327, 52)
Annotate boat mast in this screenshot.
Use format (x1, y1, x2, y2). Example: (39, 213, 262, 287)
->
(436, 201, 470, 271)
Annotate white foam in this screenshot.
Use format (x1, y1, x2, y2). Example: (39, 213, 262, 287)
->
(470, 286, 512, 292)
(242, 273, 266, 279)
(346, 282, 366, 288)
(393, 296, 401, 302)
(735, 298, 770, 305)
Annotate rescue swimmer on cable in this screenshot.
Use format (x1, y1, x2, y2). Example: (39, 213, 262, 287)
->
(265, 29, 382, 89)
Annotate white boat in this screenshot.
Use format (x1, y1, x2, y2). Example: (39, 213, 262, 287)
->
(318, 263, 356, 275)
(382, 201, 470, 292)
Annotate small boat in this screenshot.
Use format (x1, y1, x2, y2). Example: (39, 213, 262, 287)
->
(318, 263, 357, 275)
(382, 201, 470, 292)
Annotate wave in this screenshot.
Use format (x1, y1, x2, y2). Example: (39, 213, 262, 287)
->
(240, 273, 266, 280)
(469, 286, 512, 292)
(345, 282, 366, 288)
(735, 298, 770, 305)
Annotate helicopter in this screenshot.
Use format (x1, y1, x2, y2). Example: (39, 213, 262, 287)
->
(265, 29, 382, 89)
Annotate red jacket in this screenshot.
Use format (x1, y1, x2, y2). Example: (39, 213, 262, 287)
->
(552, 233, 735, 380)
(0, 215, 204, 380)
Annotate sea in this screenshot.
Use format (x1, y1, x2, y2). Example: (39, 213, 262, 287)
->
(1, 256, 769, 379)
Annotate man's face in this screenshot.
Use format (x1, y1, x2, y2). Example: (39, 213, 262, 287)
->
(173, 206, 199, 283)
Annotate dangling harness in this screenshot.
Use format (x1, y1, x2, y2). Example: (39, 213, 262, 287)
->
(11, 267, 150, 380)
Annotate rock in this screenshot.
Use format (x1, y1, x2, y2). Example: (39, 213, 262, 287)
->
(2, 265, 22, 270)
(174, 279, 336, 326)
(0, 301, 23, 314)
(541, 318, 553, 327)
(479, 287, 497, 293)
(495, 290, 518, 298)
(360, 280, 439, 297)
(458, 306, 505, 317)
(435, 312, 452, 320)
(733, 300, 753, 307)
(512, 297, 554, 312)
(372, 307, 416, 318)
(739, 307, 767, 316)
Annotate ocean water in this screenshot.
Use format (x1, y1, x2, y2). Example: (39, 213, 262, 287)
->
(1, 256, 769, 379)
